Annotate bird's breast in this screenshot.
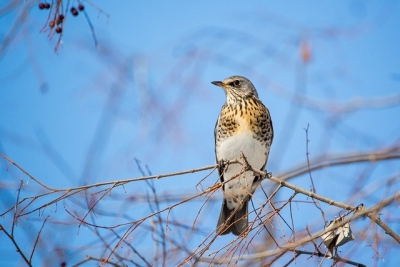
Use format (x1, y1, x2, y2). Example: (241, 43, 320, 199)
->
(216, 129, 267, 170)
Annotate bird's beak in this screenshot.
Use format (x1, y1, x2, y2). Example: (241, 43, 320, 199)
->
(212, 81, 226, 88)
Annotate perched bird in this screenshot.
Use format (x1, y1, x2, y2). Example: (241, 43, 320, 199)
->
(213, 75, 273, 236)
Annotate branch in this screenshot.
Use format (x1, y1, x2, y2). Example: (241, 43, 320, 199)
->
(277, 147, 400, 181)
(0, 224, 32, 266)
(30, 216, 49, 263)
(253, 166, 400, 243)
(292, 250, 366, 267)
(0, 152, 218, 192)
(200, 192, 400, 263)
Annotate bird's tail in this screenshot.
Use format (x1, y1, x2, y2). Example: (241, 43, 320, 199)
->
(216, 200, 248, 236)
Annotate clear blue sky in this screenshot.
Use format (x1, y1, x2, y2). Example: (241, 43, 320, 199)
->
(1, 1, 399, 266)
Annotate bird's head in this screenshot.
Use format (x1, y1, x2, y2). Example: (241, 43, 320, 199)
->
(212, 76, 259, 103)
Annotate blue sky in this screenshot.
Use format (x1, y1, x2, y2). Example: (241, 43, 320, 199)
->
(1, 1, 400, 266)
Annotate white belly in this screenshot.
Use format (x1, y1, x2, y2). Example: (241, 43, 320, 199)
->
(216, 130, 267, 209)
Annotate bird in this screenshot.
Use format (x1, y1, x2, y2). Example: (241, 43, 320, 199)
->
(213, 75, 273, 236)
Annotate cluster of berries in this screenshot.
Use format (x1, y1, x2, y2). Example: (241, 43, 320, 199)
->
(70, 4, 85, 16)
(49, 14, 65, 33)
(38, 3, 50, 10)
(38, 3, 85, 34)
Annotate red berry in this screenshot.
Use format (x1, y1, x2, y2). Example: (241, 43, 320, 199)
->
(38, 3, 45, 9)
(56, 14, 64, 25)
(78, 4, 84, 11)
(70, 7, 78, 16)
(44, 3, 50, 9)
(49, 21, 55, 28)
(55, 27, 62, 34)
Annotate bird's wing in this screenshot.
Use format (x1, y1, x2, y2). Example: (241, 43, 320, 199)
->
(214, 106, 226, 185)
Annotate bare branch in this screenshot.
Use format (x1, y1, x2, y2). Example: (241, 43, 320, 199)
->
(200, 193, 400, 263)
(29, 216, 49, 263)
(0, 224, 32, 266)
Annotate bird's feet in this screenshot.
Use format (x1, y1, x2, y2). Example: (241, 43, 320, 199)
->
(218, 159, 229, 177)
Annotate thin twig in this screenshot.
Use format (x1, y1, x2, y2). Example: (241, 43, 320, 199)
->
(0, 224, 32, 266)
(30, 216, 50, 263)
(304, 124, 326, 224)
(12, 179, 23, 236)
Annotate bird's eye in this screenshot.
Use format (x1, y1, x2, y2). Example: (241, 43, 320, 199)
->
(230, 80, 241, 87)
